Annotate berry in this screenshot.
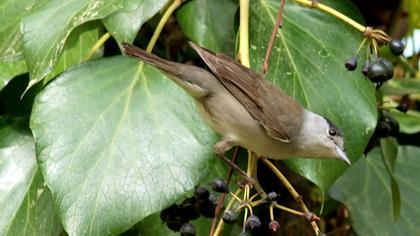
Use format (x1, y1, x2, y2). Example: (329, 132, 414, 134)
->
(266, 191, 278, 201)
(245, 215, 261, 231)
(166, 214, 185, 232)
(375, 119, 392, 138)
(180, 197, 200, 221)
(375, 114, 399, 138)
(367, 58, 393, 83)
(222, 210, 237, 224)
(160, 205, 179, 223)
(198, 195, 217, 218)
(389, 39, 405, 56)
(194, 187, 210, 200)
(180, 223, 196, 236)
(345, 57, 358, 71)
(378, 57, 394, 79)
(269, 220, 280, 232)
(382, 115, 399, 136)
(362, 60, 370, 76)
(210, 178, 229, 193)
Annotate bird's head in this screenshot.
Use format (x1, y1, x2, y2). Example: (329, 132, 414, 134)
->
(296, 111, 350, 165)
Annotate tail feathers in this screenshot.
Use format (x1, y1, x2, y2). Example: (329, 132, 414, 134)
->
(121, 43, 181, 76)
(122, 43, 209, 98)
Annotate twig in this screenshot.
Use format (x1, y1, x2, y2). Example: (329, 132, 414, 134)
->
(294, 0, 391, 43)
(261, 0, 286, 75)
(238, 0, 251, 68)
(146, 0, 183, 53)
(85, 32, 111, 60)
(209, 147, 239, 236)
(261, 157, 321, 235)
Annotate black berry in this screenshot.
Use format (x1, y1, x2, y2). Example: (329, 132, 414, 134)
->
(160, 205, 179, 223)
(378, 57, 394, 79)
(375, 114, 399, 138)
(180, 223, 196, 236)
(389, 39, 405, 56)
(198, 195, 217, 218)
(222, 210, 237, 224)
(166, 214, 185, 232)
(367, 58, 393, 83)
(180, 197, 200, 221)
(362, 60, 370, 76)
(210, 178, 229, 193)
(245, 215, 261, 231)
(194, 187, 210, 200)
(382, 115, 399, 136)
(345, 56, 358, 71)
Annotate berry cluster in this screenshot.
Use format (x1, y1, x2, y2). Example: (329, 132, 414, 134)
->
(221, 191, 283, 235)
(345, 38, 405, 88)
(160, 178, 231, 235)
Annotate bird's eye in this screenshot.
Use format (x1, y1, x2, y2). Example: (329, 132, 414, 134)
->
(329, 129, 337, 136)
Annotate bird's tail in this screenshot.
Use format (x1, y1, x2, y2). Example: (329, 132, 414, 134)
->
(122, 43, 210, 98)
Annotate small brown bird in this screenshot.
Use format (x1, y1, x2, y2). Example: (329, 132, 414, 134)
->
(122, 42, 350, 165)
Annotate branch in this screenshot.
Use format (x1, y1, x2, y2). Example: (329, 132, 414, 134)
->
(261, 0, 285, 75)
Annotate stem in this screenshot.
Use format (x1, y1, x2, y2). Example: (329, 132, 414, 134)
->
(294, 0, 365, 32)
(269, 204, 275, 221)
(261, 0, 286, 75)
(146, 0, 183, 53)
(355, 37, 367, 56)
(210, 147, 239, 236)
(273, 203, 306, 217)
(239, 0, 250, 68)
(86, 32, 111, 60)
(261, 157, 321, 235)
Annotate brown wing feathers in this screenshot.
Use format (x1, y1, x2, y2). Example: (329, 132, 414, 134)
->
(189, 42, 303, 142)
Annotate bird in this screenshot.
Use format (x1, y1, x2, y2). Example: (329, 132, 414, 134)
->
(122, 42, 350, 166)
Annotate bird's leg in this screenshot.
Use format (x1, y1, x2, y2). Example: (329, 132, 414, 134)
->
(214, 137, 249, 179)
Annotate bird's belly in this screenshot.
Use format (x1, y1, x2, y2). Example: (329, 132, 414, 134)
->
(194, 93, 294, 160)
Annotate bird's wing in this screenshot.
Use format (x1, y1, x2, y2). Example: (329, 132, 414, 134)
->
(190, 42, 303, 142)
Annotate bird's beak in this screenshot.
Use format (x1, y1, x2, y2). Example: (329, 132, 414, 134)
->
(335, 146, 351, 165)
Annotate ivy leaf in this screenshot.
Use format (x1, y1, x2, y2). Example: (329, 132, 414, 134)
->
(249, 0, 376, 190)
(176, 0, 237, 54)
(103, 0, 170, 44)
(20, 0, 138, 86)
(329, 146, 420, 236)
(30, 56, 218, 235)
(0, 118, 61, 236)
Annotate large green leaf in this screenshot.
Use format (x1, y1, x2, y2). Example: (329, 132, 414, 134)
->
(176, 0, 237, 54)
(103, 0, 170, 44)
(0, 118, 61, 235)
(329, 146, 420, 236)
(20, 0, 137, 85)
(30, 56, 219, 235)
(249, 0, 377, 190)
